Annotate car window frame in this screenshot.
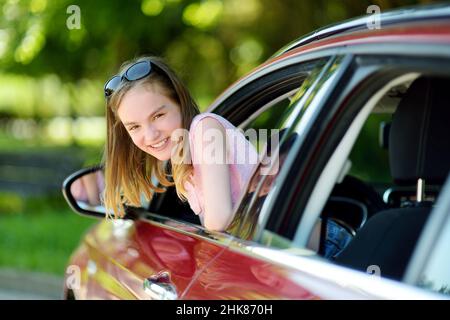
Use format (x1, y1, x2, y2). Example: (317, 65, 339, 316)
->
(292, 71, 420, 247)
(264, 54, 450, 243)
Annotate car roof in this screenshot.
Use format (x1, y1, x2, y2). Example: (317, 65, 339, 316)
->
(273, 3, 450, 58)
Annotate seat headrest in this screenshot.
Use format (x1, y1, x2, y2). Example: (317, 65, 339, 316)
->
(389, 76, 450, 186)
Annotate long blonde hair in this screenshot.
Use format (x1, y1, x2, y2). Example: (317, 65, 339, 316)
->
(103, 56, 200, 218)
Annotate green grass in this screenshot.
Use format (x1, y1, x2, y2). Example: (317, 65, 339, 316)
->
(0, 194, 97, 276)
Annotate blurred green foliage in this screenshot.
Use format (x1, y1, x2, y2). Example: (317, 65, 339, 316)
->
(0, 0, 436, 118)
(349, 114, 392, 184)
(0, 0, 439, 168)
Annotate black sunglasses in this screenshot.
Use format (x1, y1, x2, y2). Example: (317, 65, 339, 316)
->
(104, 60, 152, 97)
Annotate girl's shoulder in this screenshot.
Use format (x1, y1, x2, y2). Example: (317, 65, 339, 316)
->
(189, 112, 235, 133)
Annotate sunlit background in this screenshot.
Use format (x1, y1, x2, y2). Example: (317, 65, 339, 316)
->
(0, 0, 436, 280)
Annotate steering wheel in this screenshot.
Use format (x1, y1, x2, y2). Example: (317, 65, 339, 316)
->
(318, 175, 387, 258)
(325, 175, 387, 227)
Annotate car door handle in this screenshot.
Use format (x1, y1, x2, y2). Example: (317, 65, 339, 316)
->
(143, 271, 178, 300)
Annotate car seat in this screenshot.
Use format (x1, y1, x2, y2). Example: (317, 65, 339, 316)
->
(334, 76, 450, 280)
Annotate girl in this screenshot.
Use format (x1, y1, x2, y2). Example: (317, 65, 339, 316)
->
(103, 56, 258, 231)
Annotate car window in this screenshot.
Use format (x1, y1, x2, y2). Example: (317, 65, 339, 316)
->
(348, 114, 392, 187)
(287, 73, 417, 254)
(416, 212, 450, 296)
(241, 96, 293, 154)
(227, 57, 336, 240)
(408, 173, 450, 297)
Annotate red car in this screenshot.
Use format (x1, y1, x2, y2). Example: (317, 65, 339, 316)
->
(63, 4, 450, 299)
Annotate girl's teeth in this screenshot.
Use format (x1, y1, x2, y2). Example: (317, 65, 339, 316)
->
(152, 138, 167, 148)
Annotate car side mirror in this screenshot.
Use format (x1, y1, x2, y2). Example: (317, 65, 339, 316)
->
(62, 166, 108, 218)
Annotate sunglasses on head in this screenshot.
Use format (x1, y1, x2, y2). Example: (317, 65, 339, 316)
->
(104, 60, 152, 97)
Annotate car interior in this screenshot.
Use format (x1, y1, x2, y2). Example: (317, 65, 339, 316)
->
(147, 174, 201, 225)
(324, 75, 450, 281)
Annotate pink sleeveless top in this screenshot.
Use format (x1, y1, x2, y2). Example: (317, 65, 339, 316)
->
(183, 113, 258, 217)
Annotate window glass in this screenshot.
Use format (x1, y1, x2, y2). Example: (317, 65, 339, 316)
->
(349, 114, 391, 186)
(244, 97, 292, 154)
(416, 213, 450, 296)
(227, 57, 332, 240)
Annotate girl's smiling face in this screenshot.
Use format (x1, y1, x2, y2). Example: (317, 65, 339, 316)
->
(117, 84, 183, 161)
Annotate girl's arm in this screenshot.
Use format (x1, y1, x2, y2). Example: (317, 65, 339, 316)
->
(192, 117, 233, 231)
